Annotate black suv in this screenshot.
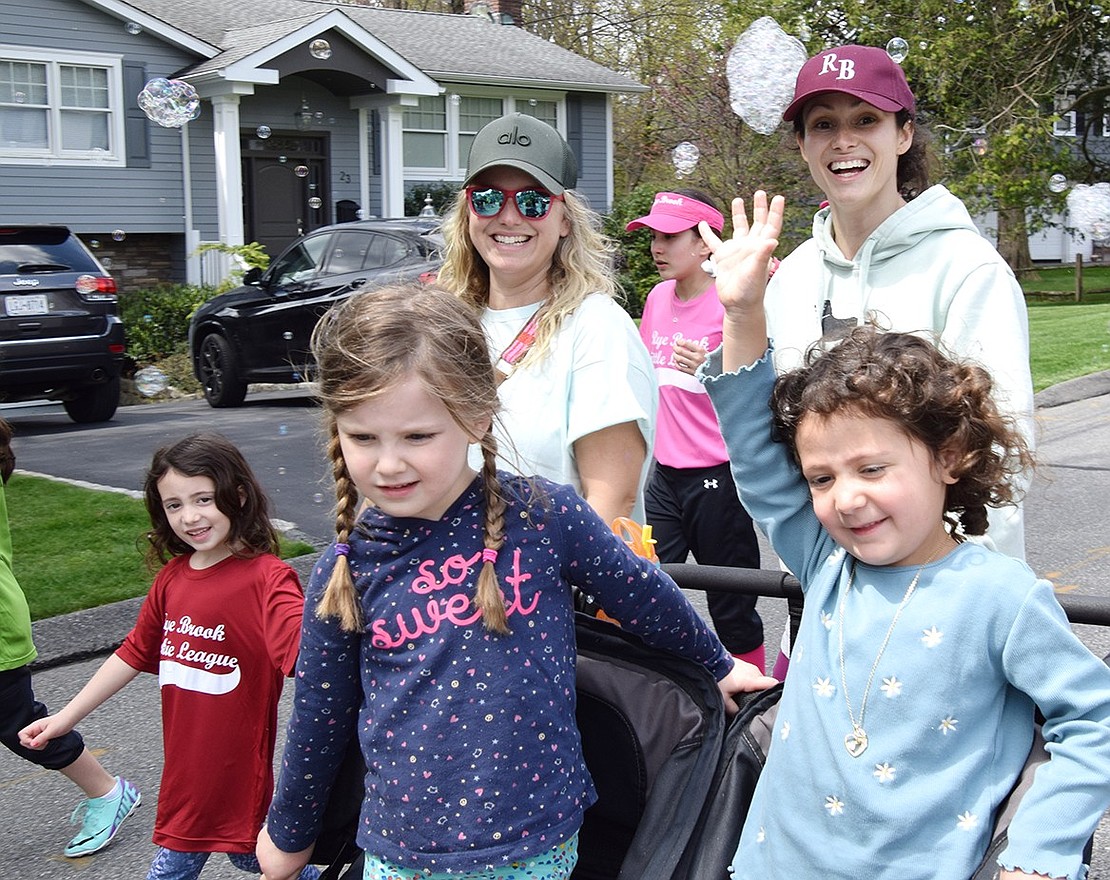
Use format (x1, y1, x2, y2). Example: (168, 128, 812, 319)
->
(0, 226, 125, 423)
(189, 218, 442, 407)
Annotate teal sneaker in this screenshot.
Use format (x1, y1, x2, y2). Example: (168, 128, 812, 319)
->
(63, 776, 141, 857)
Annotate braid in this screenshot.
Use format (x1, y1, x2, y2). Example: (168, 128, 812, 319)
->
(475, 432, 509, 634)
(315, 424, 363, 632)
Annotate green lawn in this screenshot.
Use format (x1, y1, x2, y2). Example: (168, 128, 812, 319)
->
(7, 474, 317, 620)
(1022, 265, 1110, 392)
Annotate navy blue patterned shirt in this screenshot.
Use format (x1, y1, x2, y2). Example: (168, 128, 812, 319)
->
(266, 475, 731, 872)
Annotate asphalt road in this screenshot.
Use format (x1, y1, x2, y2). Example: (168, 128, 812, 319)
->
(1, 380, 1108, 878)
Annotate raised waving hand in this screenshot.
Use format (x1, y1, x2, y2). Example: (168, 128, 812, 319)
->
(698, 191, 784, 371)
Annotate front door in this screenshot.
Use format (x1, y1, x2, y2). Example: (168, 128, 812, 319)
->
(242, 132, 330, 262)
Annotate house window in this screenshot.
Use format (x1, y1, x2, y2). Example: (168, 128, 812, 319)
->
(401, 93, 563, 177)
(516, 99, 557, 128)
(1053, 95, 1077, 137)
(0, 48, 123, 164)
(458, 96, 503, 170)
(402, 96, 447, 168)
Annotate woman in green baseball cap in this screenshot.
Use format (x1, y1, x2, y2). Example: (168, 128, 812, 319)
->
(439, 113, 657, 529)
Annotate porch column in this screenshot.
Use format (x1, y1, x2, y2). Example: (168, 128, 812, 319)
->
(210, 94, 245, 246)
(381, 103, 405, 218)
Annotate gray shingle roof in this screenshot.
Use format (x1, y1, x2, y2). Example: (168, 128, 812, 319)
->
(117, 0, 643, 91)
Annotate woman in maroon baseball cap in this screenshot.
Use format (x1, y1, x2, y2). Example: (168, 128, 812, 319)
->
(740, 44, 1035, 679)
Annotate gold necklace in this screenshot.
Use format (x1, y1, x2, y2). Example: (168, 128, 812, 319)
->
(837, 539, 949, 758)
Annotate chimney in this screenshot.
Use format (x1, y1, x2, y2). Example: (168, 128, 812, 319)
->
(466, 0, 521, 26)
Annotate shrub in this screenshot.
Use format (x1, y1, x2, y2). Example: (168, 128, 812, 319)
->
(194, 241, 270, 294)
(120, 283, 213, 364)
(605, 186, 661, 318)
(405, 182, 460, 218)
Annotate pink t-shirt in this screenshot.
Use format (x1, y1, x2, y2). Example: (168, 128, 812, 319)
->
(639, 279, 729, 468)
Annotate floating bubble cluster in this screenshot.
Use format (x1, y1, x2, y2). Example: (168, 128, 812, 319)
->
(886, 37, 909, 63)
(672, 142, 700, 178)
(1048, 173, 1069, 194)
(726, 17, 808, 135)
(1067, 183, 1110, 241)
(134, 366, 168, 397)
(138, 77, 201, 128)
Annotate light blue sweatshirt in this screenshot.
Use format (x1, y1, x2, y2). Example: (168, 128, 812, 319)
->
(702, 348, 1110, 880)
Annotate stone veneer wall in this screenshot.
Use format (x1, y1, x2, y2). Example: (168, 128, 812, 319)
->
(82, 233, 187, 293)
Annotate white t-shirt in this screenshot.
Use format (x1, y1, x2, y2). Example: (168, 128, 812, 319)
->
(473, 293, 658, 523)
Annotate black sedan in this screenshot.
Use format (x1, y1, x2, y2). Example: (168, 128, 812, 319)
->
(189, 218, 441, 407)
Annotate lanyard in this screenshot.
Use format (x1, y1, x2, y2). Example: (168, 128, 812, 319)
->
(494, 303, 546, 385)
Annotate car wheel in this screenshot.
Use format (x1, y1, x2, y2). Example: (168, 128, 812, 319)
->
(198, 333, 248, 407)
(63, 375, 120, 424)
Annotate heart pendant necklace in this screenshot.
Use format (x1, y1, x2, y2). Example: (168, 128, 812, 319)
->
(837, 538, 949, 758)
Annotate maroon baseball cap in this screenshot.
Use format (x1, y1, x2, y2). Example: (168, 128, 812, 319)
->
(783, 45, 915, 123)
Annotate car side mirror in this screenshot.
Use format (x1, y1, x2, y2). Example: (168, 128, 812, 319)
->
(243, 267, 263, 286)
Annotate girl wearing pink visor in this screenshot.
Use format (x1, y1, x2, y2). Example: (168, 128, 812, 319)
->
(628, 189, 765, 672)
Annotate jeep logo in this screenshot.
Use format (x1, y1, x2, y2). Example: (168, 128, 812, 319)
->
(12, 279, 40, 287)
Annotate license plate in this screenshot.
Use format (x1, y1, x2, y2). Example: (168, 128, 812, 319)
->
(5, 294, 49, 316)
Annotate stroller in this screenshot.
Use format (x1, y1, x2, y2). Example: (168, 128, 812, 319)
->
(311, 564, 1109, 880)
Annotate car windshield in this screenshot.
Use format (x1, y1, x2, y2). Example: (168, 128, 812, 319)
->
(270, 234, 330, 286)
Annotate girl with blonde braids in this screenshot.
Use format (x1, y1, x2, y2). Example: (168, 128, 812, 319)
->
(256, 283, 774, 880)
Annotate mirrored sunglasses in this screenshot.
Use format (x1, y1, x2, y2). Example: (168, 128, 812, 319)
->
(466, 186, 563, 221)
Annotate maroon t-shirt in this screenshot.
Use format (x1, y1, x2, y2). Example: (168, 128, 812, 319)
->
(116, 552, 303, 852)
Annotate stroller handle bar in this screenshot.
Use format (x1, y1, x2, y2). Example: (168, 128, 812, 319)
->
(661, 562, 1110, 628)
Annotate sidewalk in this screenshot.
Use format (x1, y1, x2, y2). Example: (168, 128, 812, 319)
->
(26, 371, 1110, 672)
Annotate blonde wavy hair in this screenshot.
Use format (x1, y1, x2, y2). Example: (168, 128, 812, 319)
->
(311, 283, 511, 634)
(437, 186, 619, 368)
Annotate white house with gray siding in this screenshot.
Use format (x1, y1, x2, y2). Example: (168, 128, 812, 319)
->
(0, 0, 645, 288)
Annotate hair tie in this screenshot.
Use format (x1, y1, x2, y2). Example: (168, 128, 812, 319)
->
(481, 548, 498, 565)
(335, 542, 351, 558)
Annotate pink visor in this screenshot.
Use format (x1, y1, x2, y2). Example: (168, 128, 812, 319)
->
(626, 192, 724, 234)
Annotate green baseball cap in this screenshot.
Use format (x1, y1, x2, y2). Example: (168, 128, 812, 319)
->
(464, 113, 578, 195)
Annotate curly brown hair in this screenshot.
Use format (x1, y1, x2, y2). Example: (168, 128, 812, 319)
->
(310, 282, 511, 635)
(770, 326, 1034, 538)
(143, 433, 279, 568)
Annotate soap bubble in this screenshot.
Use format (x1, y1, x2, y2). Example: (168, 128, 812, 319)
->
(134, 366, 168, 397)
(112, 229, 126, 242)
(89, 240, 100, 248)
(1048, 173, 1069, 193)
(138, 77, 201, 128)
(278, 467, 287, 475)
(972, 136, 988, 156)
(256, 125, 272, 139)
(886, 37, 909, 63)
(294, 165, 310, 178)
(727, 17, 808, 135)
(278, 424, 289, 436)
(308, 197, 323, 209)
(1066, 182, 1110, 238)
(672, 142, 700, 178)
(309, 39, 332, 60)
(125, 21, 143, 34)
(313, 492, 325, 504)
